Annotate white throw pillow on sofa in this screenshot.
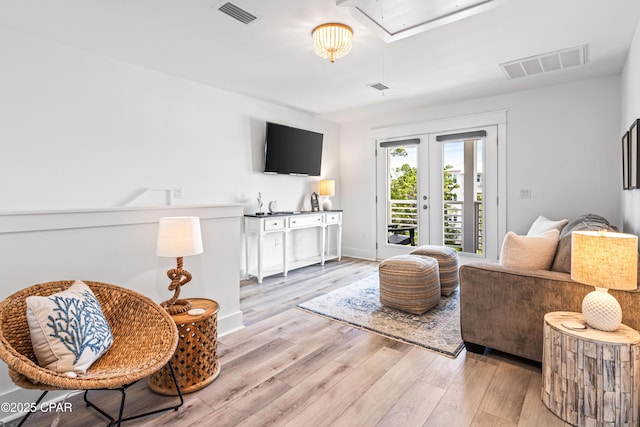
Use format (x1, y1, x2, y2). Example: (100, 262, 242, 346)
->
(527, 215, 568, 236)
(500, 229, 560, 270)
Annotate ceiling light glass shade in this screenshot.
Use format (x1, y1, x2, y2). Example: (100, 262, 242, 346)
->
(312, 23, 353, 63)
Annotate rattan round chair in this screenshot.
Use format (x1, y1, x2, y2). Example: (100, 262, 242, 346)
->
(0, 280, 182, 426)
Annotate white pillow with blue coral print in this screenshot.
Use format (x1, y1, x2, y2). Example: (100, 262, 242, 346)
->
(26, 280, 114, 377)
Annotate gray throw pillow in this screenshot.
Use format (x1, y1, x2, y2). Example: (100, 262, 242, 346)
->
(550, 214, 617, 273)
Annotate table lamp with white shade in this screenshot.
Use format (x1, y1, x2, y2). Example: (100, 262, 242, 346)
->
(319, 179, 335, 211)
(156, 216, 203, 315)
(571, 230, 638, 331)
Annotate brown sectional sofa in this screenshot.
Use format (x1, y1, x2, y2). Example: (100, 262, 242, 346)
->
(459, 262, 640, 362)
(459, 214, 640, 363)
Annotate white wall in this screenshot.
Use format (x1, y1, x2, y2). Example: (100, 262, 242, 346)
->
(621, 19, 640, 236)
(0, 26, 340, 214)
(340, 76, 621, 260)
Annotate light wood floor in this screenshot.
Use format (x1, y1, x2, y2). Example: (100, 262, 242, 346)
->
(8, 257, 570, 427)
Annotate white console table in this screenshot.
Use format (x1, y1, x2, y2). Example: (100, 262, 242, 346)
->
(244, 211, 342, 283)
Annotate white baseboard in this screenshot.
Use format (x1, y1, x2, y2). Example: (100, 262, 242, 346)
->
(341, 247, 376, 261)
(218, 310, 244, 337)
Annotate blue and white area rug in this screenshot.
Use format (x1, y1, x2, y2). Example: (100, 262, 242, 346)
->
(297, 274, 464, 358)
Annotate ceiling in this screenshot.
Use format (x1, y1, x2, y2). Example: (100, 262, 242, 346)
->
(1, 0, 639, 123)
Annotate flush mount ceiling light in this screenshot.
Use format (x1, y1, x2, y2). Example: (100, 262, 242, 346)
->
(312, 23, 353, 63)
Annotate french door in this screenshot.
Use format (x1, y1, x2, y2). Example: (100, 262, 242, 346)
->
(376, 137, 426, 259)
(376, 125, 499, 262)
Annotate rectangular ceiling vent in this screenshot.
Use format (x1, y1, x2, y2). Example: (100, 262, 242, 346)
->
(500, 45, 588, 80)
(368, 82, 390, 91)
(218, 2, 259, 24)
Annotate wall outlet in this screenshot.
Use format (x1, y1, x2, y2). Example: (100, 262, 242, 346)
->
(172, 187, 183, 199)
(519, 188, 531, 199)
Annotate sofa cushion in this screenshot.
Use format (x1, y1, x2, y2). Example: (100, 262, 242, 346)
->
(551, 213, 617, 273)
(500, 229, 560, 270)
(527, 215, 569, 236)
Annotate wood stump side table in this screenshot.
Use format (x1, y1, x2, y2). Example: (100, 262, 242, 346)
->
(149, 298, 220, 395)
(542, 311, 640, 426)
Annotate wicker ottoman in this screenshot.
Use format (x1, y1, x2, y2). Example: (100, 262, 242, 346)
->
(410, 245, 460, 296)
(378, 255, 440, 315)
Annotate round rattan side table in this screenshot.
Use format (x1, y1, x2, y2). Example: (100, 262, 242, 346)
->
(149, 298, 220, 395)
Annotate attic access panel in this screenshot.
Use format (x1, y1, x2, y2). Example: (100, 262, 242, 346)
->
(338, 0, 504, 42)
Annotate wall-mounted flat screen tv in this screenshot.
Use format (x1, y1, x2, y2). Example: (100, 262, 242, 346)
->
(264, 122, 323, 176)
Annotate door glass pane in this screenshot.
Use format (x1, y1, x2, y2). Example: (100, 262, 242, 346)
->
(442, 139, 483, 254)
(386, 145, 418, 246)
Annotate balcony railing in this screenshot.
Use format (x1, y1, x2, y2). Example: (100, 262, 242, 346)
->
(388, 199, 483, 253)
(388, 199, 418, 227)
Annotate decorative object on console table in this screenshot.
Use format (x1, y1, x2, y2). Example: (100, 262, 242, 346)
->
(542, 311, 640, 426)
(310, 192, 320, 212)
(149, 298, 220, 395)
(156, 217, 204, 315)
(571, 230, 638, 331)
(319, 179, 335, 211)
(256, 192, 265, 215)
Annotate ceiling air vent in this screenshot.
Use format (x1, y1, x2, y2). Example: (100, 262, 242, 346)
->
(218, 2, 259, 24)
(368, 82, 390, 91)
(500, 45, 588, 80)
